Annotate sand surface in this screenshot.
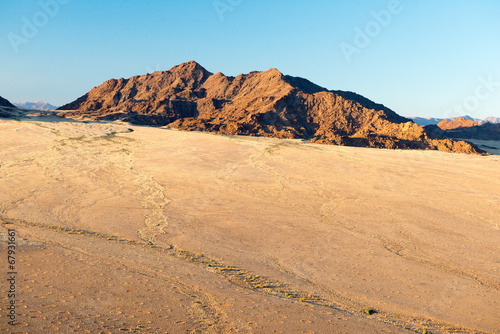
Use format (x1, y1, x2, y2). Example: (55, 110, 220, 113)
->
(0, 117, 499, 333)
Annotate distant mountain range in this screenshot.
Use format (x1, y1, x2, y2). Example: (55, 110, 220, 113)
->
(484, 116, 500, 124)
(14, 101, 59, 110)
(57, 61, 484, 155)
(409, 115, 500, 126)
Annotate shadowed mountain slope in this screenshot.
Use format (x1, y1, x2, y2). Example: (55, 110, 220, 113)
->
(0, 96, 16, 108)
(0, 95, 19, 118)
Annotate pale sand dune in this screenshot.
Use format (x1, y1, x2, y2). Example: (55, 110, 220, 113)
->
(0, 118, 499, 333)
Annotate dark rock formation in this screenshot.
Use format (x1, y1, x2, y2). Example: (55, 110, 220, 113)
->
(0, 96, 19, 118)
(0, 96, 16, 108)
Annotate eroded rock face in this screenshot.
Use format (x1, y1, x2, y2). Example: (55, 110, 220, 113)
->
(58, 61, 485, 154)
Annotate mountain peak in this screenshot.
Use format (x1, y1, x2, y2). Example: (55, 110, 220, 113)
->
(169, 60, 211, 75)
(57, 62, 485, 155)
(265, 67, 282, 74)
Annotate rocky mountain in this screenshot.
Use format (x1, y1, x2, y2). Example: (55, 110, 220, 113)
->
(15, 101, 58, 110)
(456, 115, 486, 125)
(437, 117, 479, 130)
(58, 61, 484, 154)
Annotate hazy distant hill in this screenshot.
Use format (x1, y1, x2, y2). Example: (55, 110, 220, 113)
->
(407, 117, 444, 126)
(58, 61, 484, 154)
(410, 115, 500, 126)
(15, 101, 58, 110)
(484, 116, 500, 124)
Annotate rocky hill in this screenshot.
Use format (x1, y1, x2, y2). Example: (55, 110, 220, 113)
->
(58, 61, 484, 154)
(437, 117, 479, 130)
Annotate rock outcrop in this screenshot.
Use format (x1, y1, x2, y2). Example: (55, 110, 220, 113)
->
(58, 61, 485, 154)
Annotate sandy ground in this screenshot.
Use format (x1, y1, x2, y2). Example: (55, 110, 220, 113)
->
(0, 116, 499, 333)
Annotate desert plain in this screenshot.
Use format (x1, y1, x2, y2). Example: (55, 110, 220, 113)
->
(0, 116, 499, 333)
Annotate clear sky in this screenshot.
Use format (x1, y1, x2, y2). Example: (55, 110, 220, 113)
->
(1, 0, 499, 119)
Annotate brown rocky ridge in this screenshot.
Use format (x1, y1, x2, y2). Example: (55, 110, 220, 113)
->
(437, 117, 479, 130)
(58, 61, 485, 154)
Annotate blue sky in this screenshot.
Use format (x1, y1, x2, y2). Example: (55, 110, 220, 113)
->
(1, 0, 499, 119)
